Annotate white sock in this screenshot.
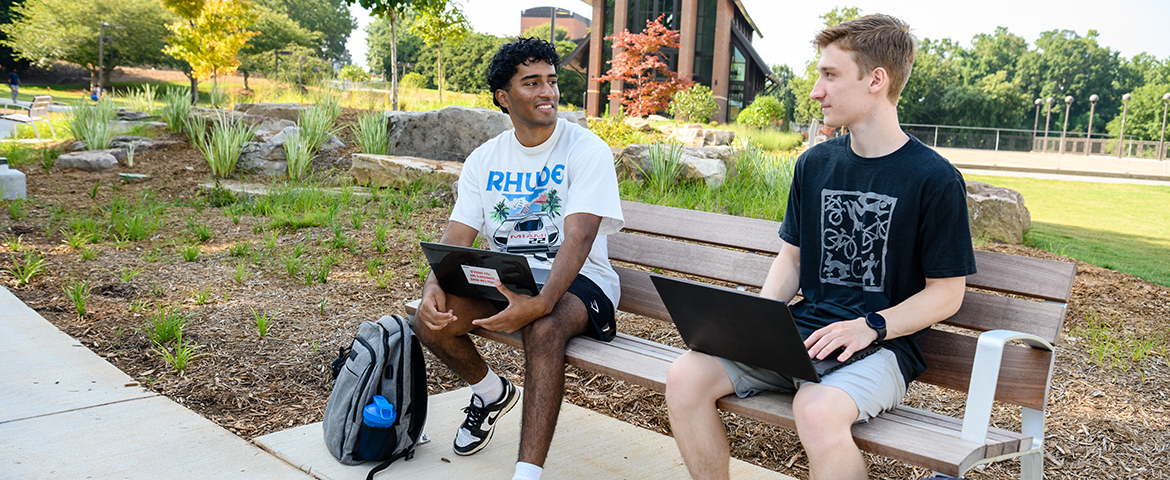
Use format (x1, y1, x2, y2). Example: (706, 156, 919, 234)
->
(469, 368, 504, 406)
(512, 462, 542, 480)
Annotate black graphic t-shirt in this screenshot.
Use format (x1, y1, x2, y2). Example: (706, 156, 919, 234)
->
(779, 134, 977, 385)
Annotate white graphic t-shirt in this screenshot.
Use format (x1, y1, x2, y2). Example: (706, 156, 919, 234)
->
(450, 117, 625, 309)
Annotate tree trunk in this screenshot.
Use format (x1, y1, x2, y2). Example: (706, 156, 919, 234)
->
(189, 74, 200, 105)
(243, 70, 250, 91)
(437, 42, 443, 102)
(390, 8, 399, 111)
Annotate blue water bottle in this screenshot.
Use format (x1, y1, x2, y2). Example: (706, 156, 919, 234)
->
(357, 395, 398, 461)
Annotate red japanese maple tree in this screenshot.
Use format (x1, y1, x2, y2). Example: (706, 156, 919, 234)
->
(595, 15, 694, 118)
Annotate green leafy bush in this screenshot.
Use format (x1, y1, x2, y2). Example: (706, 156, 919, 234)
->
(736, 96, 785, 129)
(588, 117, 643, 148)
(668, 84, 718, 123)
(400, 72, 426, 90)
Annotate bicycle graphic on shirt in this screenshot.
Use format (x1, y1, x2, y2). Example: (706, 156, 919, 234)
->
(820, 190, 897, 291)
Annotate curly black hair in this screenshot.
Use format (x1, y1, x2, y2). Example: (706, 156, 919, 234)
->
(487, 37, 560, 114)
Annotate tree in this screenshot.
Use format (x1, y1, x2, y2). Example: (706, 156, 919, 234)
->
(736, 95, 784, 128)
(348, 0, 444, 110)
(411, 32, 504, 93)
(339, 64, 367, 82)
(0, 0, 32, 74)
(595, 14, 693, 118)
(1105, 83, 1170, 141)
(764, 64, 796, 123)
(2, 0, 173, 90)
(238, 4, 320, 90)
(899, 38, 965, 124)
(790, 7, 862, 123)
(257, 0, 355, 61)
(163, 0, 258, 100)
(410, 1, 470, 101)
(1016, 29, 1132, 133)
(523, 24, 587, 109)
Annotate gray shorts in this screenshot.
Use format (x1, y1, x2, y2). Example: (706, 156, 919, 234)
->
(720, 348, 907, 423)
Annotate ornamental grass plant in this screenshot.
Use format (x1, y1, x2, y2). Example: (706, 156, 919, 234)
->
(283, 129, 314, 180)
(68, 98, 116, 150)
(353, 111, 391, 155)
(298, 95, 343, 154)
(160, 88, 191, 134)
(186, 113, 257, 178)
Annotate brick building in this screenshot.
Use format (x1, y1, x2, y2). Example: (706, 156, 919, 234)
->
(566, 0, 776, 123)
(521, 7, 592, 40)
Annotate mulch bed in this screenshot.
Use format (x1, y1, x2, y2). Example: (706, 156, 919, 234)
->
(3, 120, 1167, 479)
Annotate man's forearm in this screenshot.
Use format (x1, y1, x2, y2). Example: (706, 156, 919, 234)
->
(532, 213, 601, 315)
(880, 276, 966, 340)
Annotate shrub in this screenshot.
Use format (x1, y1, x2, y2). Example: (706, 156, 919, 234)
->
(284, 129, 314, 180)
(126, 84, 158, 114)
(400, 72, 426, 90)
(668, 84, 718, 123)
(736, 96, 785, 129)
(588, 117, 642, 148)
(298, 97, 343, 154)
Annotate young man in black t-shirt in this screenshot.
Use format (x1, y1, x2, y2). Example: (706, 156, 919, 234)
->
(665, 14, 977, 480)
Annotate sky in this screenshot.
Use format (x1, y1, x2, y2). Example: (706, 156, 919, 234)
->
(346, 0, 1170, 72)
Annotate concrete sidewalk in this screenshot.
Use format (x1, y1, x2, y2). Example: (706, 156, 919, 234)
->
(0, 286, 793, 479)
(939, 147, 1170, 182)
(0, 286, 314, 479)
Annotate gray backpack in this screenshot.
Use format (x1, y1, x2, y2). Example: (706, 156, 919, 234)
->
(324, 315, 428, 478)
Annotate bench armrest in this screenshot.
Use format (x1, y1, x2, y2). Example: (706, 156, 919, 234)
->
(960, 329, 1054, 446)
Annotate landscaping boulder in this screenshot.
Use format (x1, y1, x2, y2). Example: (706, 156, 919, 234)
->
(110, 121, 168, 135)
(239, 126, 294, 176)
(350, 154, 463, 187)
(668, 124, 735, 147)
(232, 103, 310, 122)
(251, 118, 297, 141)
(57, 149, 122, 171)
(110, 136, 183, 152)
(116, 108, 153, 121)
(624, 117, 654, 132)
(383, 106, 588, 163)
(965, 181, 1031, 244)
(617, 144, 734, 188)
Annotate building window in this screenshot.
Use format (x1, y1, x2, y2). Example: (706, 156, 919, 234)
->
(627, 0, 680, 32)
(730, 45, 746, 83)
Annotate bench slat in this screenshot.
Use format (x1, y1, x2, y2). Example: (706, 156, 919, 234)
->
(614, 266, 672, 322)
(967, 250, 1076, 303)
(946, 290, 1066, 344)
(917, 329, 1054, 410)
(621, 200, 783, 254)
(609, 233, 772, 288)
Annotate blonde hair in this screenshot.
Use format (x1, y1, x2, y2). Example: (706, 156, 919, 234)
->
(813, 14, 917, 104)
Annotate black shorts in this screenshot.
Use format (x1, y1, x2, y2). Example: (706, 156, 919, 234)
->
(489, 274, 616, 342)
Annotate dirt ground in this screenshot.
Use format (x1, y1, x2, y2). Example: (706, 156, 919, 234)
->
(2, 120, 1168, 479)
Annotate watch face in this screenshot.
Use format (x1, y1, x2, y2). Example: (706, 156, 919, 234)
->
(867, 313, 886, 328)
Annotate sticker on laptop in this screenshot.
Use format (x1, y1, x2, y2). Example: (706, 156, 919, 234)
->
(462, 265, 501, 287)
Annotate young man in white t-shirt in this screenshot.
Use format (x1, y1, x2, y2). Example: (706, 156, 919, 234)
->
(414, 38, 624, 480)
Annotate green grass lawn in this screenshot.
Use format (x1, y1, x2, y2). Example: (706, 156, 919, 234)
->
(965, 174, 1170, 286)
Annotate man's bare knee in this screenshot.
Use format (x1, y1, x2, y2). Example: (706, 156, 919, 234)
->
(667, 351, 730, 410)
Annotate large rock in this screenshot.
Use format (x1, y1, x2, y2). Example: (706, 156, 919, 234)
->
(624, 117, 654, 132)
(116, 108, 153, 121)
(110, 136, 183, 152)
(617, 144, 734, 188)
(669, 124, 735, 147)
(232, 103, 310, 122)
(384, 106, 589, 162)
(239, 126, 294, 176)
(350, 154, 463, 187)
(965, 181, 1031, 244)
(57, 150, 121, 171)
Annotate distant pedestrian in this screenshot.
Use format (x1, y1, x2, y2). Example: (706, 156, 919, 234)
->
(7, 71, 18, 102)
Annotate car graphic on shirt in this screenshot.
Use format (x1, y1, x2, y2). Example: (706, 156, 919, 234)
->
(492, 212, 561, 256)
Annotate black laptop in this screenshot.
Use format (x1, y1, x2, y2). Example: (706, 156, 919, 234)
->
(650, 274, 881, 383)
(420, 242, 550, 302)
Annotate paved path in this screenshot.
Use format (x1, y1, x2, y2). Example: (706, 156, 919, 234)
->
(0, 286, 792, 479)
(939, 147, 1170, 184)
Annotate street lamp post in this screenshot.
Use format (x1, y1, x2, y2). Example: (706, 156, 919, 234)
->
(1060, 96, 1073, 154)
(1033, 98, 1043, 151)
(1118, 93, 1132, 158)
(1043, 97, 1054, 153)
(1086, 94, 1098, 156)
(97, 22, 124, 96)
(1160, 93, 1170, 161)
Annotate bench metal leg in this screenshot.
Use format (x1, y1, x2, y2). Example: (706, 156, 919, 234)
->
(1020, 450, 1043, 480)
(31, 122, 40, 141)
(45, 119, 54, 139)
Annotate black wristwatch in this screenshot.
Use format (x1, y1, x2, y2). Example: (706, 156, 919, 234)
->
(865, 312, 887, 342)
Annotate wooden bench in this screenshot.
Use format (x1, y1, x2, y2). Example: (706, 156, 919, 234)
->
(0, 95, 55, 140)
(408, 200, 1075, 479)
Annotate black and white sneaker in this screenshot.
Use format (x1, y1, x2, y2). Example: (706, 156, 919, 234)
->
(453, 376, 519, 456)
